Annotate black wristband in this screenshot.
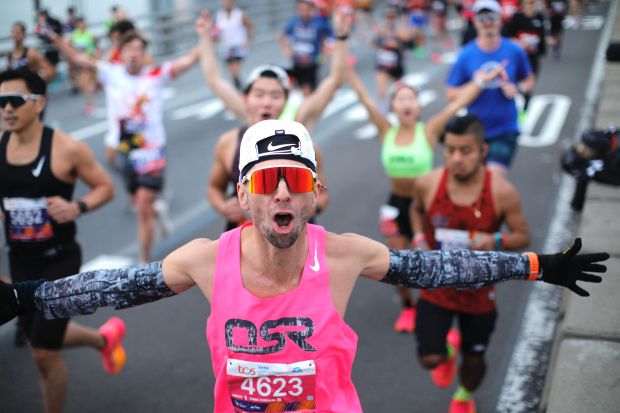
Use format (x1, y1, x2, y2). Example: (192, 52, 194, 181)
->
(77, 200, 88, 215)
(335, 35, 349, 41)
(15, 280, 45, 314)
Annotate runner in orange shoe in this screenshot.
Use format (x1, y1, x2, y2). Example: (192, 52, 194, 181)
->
(0, 69, 121, 413)
(411, 114, 531, 412)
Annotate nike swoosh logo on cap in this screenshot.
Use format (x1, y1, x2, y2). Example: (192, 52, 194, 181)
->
(309, 241, 320, 272)
(267, 142, 296, 151)
(32, 156, 45, 177)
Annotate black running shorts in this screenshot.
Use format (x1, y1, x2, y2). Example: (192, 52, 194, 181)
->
(416, 298, 497, 357)
(9, 242, 82, 350)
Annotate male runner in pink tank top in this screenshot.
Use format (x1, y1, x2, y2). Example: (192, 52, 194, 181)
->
(0, 120, 609, 412)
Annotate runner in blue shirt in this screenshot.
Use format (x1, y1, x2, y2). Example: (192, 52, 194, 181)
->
(279, 0, 334, 96)
(446, 0, 535, 174)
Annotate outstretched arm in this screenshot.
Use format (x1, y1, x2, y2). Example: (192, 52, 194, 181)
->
(355, 235, 607, 296)
(0, 239, 214, 325)
(196, 11, 248, 122)
(296, 8, 353, 131)
(2, 262, 176, 321)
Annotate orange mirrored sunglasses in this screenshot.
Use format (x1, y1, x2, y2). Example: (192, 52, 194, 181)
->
(242, 166, 317, 194)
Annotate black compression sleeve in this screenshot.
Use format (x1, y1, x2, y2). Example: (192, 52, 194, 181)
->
(382, 248, 531, 289)
(34, 261, 176, 319)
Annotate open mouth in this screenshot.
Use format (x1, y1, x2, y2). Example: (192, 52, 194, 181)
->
(274, 213, 293, 228)
(261, 112, 273, 120)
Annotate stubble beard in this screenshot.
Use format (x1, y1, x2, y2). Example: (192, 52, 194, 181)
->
(261, 203, 314, 249)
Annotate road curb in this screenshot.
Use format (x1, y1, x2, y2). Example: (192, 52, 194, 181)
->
(496, 0, 619, 411)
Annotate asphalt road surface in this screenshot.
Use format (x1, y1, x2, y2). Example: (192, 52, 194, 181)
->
(0, 2, 612, 412)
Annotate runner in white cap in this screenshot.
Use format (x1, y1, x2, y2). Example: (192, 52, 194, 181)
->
(196, 9, 352, 232)
(0, 119, 609, 412)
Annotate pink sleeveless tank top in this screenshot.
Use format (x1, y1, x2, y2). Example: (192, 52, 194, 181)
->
(207, 223, 361, 412)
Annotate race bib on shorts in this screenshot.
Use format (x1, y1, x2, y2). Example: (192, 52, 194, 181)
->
(227, 359, 316, 412)
(518, 33, 540, 52)
(3, 197, 54, 242)
(128, 147, 166, 174)
(376, 49, 398, 68)
(435, 228, 473, 250)
(379, 204, 400, 237)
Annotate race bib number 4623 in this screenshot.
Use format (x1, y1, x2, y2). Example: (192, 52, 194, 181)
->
(227, 359, 316, 412)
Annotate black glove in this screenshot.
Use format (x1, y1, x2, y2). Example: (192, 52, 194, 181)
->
(539, 238, 609, 297)
(0, 280, 43, 325)
(0, 280, 20, 325)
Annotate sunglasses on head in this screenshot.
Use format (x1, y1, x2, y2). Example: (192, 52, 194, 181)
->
(0, 93, 41, 109)
(476, 12, 499, 22)
(242, 166, 318, 195)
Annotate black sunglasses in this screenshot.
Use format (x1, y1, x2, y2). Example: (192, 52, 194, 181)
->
(0, 93, 41, 109)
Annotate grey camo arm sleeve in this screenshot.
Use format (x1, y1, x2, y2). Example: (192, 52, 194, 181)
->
(382, 249, 531, 289)
(34, 262, 176, 319)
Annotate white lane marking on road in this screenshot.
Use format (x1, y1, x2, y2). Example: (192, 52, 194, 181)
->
(170, 98, 224, 120)
(72, 121, 108, 141)
(417, 89, 438, 107)
(440, 51, 458, 65)
(519, 95, 571, 147)
(91, 107, 107, 118)
(401, 73, 430, 88)
(344, 104, 369, 122)
(321, 89, 358, 119)
(564, 15, 605, 30)
(163, 87, 176, 100)
(81, 254, 134, 271)
(354, 124, 378, 140)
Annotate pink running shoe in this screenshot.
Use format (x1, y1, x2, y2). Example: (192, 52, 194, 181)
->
(449, 398, 476, 413)
(98, 317, 127, 375)
(393, 307, 416, 333)
(431, 328, 461, 388)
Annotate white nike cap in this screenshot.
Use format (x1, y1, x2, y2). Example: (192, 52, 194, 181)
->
(238, 119, 316, 180)
(472, 0, 501, 14)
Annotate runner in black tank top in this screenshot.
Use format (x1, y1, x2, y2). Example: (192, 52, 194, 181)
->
(7, 22, 55, 82)
(0, 126, 76, 255)
(7, 47, 29, 70)
(0, 68, 123, 412)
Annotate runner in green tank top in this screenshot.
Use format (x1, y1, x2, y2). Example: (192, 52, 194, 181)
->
(345, 61, 509, 333)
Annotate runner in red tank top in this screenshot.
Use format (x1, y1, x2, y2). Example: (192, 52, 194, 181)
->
(411, 114, 530, 413)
